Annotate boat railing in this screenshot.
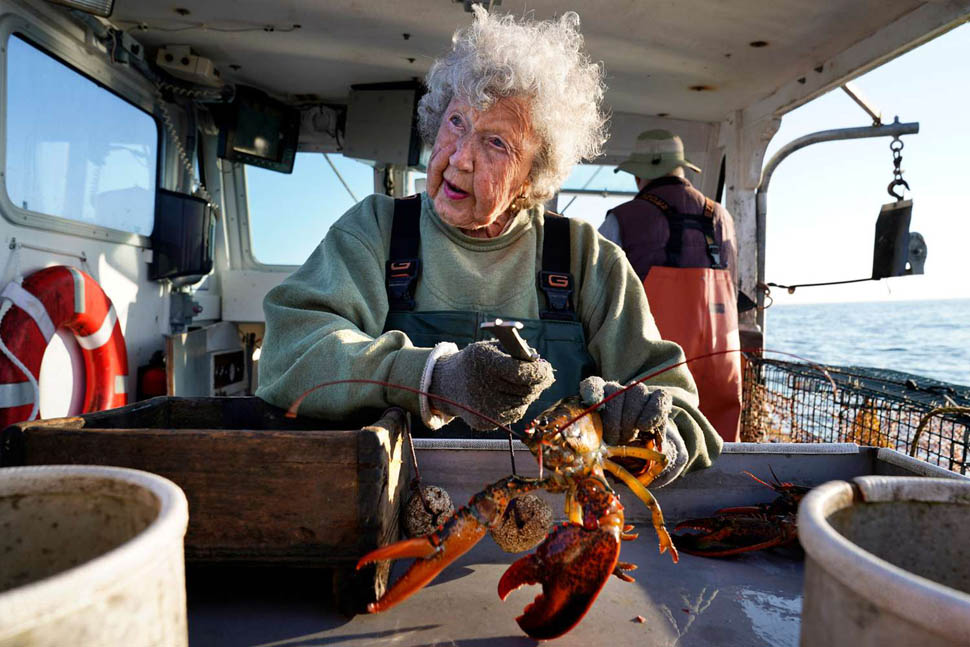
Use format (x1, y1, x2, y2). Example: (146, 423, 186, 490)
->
(741, 356, 970, 475)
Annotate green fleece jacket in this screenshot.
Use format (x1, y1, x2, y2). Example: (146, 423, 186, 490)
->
(257, 192, 721, 473)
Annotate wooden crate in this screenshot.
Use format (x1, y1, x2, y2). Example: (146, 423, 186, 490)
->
(0, 396, 412, 612)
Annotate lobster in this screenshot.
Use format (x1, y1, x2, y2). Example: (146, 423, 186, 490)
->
(289, 347, 819, 637)
(671, 469, 810, 557)
(354, 395, 679, 640)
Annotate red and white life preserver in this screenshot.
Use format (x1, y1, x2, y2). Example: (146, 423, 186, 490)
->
(0, 266, 128, 426)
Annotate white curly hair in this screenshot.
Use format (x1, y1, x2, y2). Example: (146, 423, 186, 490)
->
(418, 7, 608, 208)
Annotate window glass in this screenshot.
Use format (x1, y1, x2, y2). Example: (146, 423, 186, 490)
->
(246, 152, 374, 265)
(5, 35, 157, 235)
(561, 163, 635, 194)
(557, 164, 636, 229)
(408, 169, 427, 195)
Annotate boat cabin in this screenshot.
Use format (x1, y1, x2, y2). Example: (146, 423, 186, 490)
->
(0, 0, 965, 421)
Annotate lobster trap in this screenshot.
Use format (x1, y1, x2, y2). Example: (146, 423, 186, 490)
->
(741, 357, 970, 475)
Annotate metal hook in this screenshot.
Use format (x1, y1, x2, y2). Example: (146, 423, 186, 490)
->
(887, 177, 910, 201)
(887, 134, 909, 201)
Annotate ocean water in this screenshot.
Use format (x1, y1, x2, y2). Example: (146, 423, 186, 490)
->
(763, 298, 970, 387)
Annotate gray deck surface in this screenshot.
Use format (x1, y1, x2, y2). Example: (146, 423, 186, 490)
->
(187, 533, 804, 647)
(185, 445, 959, 646)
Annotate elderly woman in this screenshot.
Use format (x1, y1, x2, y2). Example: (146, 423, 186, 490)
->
(257, 8, 721, 487)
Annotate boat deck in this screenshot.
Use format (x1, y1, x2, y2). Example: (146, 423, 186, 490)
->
(187, 531, 804, 647)
(184, 443, 961, 646)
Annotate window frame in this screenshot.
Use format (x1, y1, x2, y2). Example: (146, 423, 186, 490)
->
(0, 13, 160, 247)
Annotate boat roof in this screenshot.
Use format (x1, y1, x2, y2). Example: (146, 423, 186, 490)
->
(111, 0, 970, 122)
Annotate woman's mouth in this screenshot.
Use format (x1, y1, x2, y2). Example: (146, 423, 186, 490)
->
(442, 179, 470, 200)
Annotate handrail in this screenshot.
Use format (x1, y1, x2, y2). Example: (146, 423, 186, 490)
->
(753, 117, 919, 330)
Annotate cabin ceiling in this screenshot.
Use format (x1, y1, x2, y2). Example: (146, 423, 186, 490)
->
(110, 0, 938, 122)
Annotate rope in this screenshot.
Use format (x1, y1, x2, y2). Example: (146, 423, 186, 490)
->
(766, 277, 873, 294)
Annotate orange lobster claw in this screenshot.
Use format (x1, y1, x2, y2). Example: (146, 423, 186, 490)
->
(358, 475, 544, 614)
(356, 514, 488, 612)
(497, 523, 620, 640)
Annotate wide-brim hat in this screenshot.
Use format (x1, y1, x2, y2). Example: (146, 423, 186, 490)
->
(614, 129, 701, 179)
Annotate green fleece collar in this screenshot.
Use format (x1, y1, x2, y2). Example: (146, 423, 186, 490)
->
(421, 192, 543, 251)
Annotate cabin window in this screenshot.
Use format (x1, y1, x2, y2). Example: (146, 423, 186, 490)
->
(245, 152, 374, 265)
(4, 35, 158, 236)
(556, 164, 636, 229)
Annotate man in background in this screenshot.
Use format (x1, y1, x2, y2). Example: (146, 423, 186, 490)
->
(599, 129, 742, 441)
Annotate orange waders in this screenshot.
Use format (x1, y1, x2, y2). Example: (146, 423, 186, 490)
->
(638, 195, 741, 441)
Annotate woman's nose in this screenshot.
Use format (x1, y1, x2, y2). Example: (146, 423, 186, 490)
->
(449, 136, 474, 171)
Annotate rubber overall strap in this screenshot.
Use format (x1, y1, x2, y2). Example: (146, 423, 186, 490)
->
(637, 193, 722, 269)
(701, 198, 722, 268)
(539, 213, 577, 321)
(387, 196, 422, 311)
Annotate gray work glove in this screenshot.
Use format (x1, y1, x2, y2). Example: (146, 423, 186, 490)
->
(429, 340, 555, 430)
(580, 376, 687, 487)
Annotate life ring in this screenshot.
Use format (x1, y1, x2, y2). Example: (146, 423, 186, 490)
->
(0, 266, 129, 426)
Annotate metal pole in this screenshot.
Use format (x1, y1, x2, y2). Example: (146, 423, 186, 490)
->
(841, 82, 883, 126)
(753, 117, 919, 331)
(323, 153, 359, 202)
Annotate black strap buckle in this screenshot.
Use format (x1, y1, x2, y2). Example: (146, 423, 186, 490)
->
(539, 271, 576, 321)
(386, 258, 421, 311)
(706, 239, 723, 269)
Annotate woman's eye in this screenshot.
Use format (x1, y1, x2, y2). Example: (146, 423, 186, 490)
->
(489, 137, 507, 151)
(449, 114, 462, 127)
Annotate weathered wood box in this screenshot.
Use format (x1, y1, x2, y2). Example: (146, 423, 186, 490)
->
(0, 396, 411, 610)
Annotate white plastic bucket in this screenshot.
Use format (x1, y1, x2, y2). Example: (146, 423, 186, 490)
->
(799, 475, 970, 647)
(0, 465, 189, 646)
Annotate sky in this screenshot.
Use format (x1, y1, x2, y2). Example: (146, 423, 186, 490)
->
(248, 22, 970, 305)
(757, 22, 970, 305)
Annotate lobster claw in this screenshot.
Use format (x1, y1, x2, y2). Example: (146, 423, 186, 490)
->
(672, 510, 798, 557)
(357, 475, 541, 613)
(356, 512, 488, 612)
(497, 523, 619, 640)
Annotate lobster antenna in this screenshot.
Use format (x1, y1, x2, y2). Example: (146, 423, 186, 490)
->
(507, 430, 517, 475)
(742, 470, 775, 490)
(768, 464, 781, 487)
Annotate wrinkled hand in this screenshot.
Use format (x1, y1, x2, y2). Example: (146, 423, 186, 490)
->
(429, 340, 555, 430)
(580, 376, 687, 487)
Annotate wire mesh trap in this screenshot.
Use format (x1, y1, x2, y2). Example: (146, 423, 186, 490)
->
(741, 357, 970, 475)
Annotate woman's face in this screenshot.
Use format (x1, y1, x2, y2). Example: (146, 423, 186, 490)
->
(427, 95, 539, 234)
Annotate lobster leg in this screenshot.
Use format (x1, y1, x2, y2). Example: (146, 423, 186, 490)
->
(357, 475, 547, 613)
(612, 561, 637, 582)
(564, 487, 584, 525)
(603, 459, 679, 563)
(607, 445, 667, 487)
